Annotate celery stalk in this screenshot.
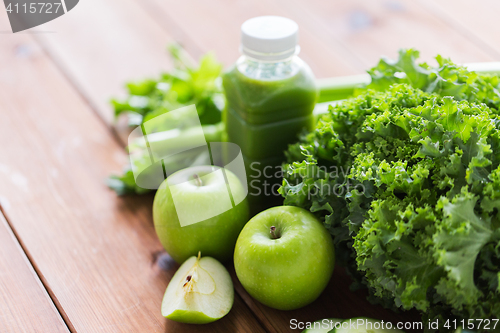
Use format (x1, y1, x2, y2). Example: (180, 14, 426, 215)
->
(317, 74, 370, 103)
(316, 62, 500, 104)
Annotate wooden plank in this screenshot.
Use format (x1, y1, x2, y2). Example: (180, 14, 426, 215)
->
(30, 0, 499, 129)
(0, 212, 69, 333)
(418, 0, 500, 59)
(33, 0, 176, 125)
(129, 0, 365, 77)
(29, 0, 365, 139)
(11, 1, 494, 332)
(232, 266, 422, 333)
(285, 0, 495, 67)
(129, 0, 495, 78)
(0, 14, 265, 333)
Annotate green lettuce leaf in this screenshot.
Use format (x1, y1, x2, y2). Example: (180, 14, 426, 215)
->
(282, 80, 500, 331)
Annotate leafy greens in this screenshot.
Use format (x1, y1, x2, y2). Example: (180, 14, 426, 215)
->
(107, 45, 224, 195)
(280, 50, 500, 331)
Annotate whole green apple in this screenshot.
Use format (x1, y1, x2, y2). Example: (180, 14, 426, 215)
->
(234, 206, 335, 310)
(154, 165, 249, 264)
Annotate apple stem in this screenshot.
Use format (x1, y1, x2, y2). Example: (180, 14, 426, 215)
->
(270, 226, 279, 239)
(193, 174, 203, 187)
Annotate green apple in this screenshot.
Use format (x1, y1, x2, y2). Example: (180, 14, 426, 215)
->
(154, 165, 249, 264)
(302, 318, 342, 332)
(234, 206, 335, 310)
(162, 253, 234, 324)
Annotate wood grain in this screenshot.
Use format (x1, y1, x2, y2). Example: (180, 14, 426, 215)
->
(0, 212, 69, 333)
(129, 0, 495, 78)
(0, 13, 264, 333)
(33, 0, 175, 125)
(419, 0, 500, 59)
(130, 0, 365, 77)
(287, 0, 495, 67)
(30, 0, 497, 134)
(2, 1, 498, 332)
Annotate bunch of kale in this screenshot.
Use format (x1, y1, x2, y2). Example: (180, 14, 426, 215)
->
(280, 50, 500, 331)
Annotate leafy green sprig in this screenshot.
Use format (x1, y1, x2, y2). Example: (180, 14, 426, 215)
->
(107, 45, 224, 195)
(281, 64, 500, 330)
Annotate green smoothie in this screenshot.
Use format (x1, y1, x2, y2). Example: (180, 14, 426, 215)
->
(223, 59, 318, 160)
(223, 16, 318, 209)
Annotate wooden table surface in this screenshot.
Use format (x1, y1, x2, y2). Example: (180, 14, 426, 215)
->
(0, 1, 498, 332)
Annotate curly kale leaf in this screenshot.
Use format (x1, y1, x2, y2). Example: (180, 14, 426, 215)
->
(282, 82, 500, 331)
(350, 95, 500, 329)
(281, 85, 434, 263)
(366, 49, 500, 113)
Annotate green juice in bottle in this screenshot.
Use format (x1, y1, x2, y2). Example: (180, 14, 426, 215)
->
(222, 16, 318, 209)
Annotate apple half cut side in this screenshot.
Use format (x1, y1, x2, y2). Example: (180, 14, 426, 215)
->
(161, 253, 234, 324)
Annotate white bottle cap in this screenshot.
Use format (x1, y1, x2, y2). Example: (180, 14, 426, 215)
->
(241, 16, 299, 61)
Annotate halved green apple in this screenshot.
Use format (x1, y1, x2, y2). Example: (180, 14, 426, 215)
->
(161, 253, 234, 324)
